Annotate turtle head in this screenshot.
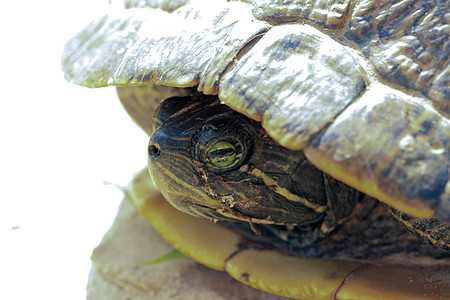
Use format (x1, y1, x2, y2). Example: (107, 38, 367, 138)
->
(148, 94, 346, 226)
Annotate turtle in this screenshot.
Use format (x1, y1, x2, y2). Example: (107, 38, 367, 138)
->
(62, 0, 450, 299)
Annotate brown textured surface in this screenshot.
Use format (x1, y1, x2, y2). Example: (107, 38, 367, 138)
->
(87, 199, 292, 300)
(87, 197, 450, 300)
(87, 196, 450, 299)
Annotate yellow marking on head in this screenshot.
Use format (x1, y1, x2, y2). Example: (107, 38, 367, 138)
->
(248, 167, 327, 213)
(154, 162, 217, 208)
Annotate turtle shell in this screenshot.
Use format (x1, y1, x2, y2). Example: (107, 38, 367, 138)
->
(62, 0, 450, 298)
(62, 0, 450, 220)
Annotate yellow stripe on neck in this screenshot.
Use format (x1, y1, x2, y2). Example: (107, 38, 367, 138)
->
(244, 166, 327, 213)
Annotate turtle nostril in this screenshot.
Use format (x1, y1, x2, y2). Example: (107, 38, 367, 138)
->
(148, 144, 161, 159)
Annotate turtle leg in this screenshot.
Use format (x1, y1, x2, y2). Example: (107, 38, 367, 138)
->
(386, 206, 450, 253)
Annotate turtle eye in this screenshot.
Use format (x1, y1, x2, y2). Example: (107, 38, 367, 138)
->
(192, 118, 253, 172)
(206, 140, 243, 168)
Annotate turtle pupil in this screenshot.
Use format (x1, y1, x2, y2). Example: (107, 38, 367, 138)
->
(207, 141, 237, 167)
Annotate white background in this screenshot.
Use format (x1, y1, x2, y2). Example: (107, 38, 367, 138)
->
(1, 1, 149, 299)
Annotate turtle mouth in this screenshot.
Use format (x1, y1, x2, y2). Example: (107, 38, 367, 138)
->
(160, 191, 223, 220)
(148, 159, 235, 221)
(148, 159, 292, 226)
